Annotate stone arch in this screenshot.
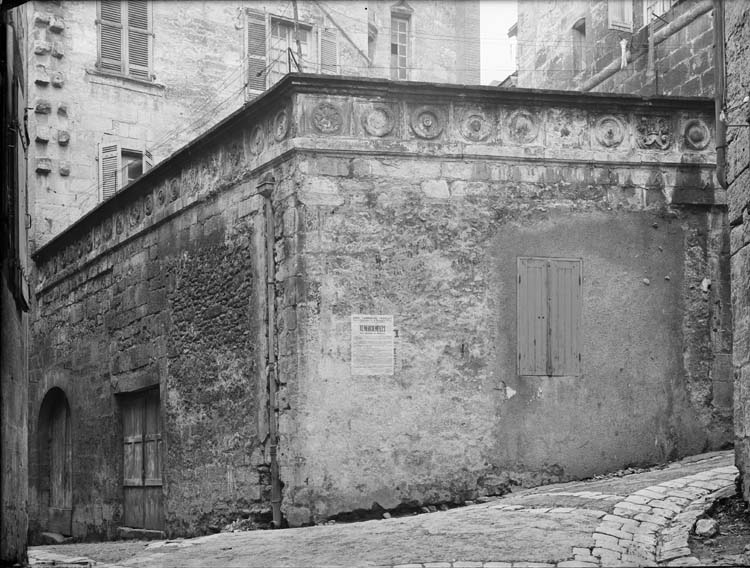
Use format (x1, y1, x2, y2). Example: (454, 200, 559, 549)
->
(37, 387, 72, 535)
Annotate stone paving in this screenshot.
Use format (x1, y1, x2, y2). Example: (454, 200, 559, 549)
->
(28, 451, 738, 568)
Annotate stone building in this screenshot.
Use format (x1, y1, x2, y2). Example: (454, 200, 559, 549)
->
(724, 3, 750, 505)
(1, 1, 30, 564)
(29, 74, 732, 540)
(515, 0, 714, 96)
(22, 0, 479, 249)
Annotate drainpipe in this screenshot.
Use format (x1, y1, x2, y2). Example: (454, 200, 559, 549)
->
(713, 0, 728, 189)
(258, 173, 282, 529)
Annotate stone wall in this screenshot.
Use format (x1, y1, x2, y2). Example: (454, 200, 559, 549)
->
(30, 76, 731, 536)
(26, 0, 480, 249)
(725, 3, 750, 504)
(1, 4, 29, 564)
(28, 90, 297, 538)
(276, 84, 731, 524)
(516, 0, 714, 96)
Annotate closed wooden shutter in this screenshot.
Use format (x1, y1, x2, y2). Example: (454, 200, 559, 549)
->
(127, 1, 151, 79)
(518, 257, 582, 376)
(246, 9, 267, 91)
(608, 0, 634, 32)
(518, 258, 548, 376)
(99, 0, 124, 73)
(548, 259, 582, 376)
(99, 142, 121, 200)
(320, 27, 338, 74)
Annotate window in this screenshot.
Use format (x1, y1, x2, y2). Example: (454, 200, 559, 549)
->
(98, 142, 153, 200)
(245, 10, 338, 97)
(608, 0, 634, 32)
(97, 0, 153, 80)
(643, 0, 677, 25)
(390, 15, 409, 80)
(572, 17, 586, 73)
(517, 257, 582, 376)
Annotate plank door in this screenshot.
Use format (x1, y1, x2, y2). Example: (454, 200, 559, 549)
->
(48, 398, 72, 535)
(122, 388, 163, 530)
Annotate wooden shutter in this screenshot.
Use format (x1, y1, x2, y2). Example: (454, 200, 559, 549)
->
(320, 27, 338, 74)
(127, 1, 151, 80)
(608, 0, 634, 32)
(99, 142, 121, 200)
(518, 257, 582, 376)
(143, 149, 154, 172)
(246, 9, 267, 91)
(518, 258, 548, 376)
(548, 259, 582, 376)
(99, 0, 124, 73)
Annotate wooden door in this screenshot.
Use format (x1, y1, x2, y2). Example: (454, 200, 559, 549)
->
(122, 389, 163, 530)
(48, 397, 72, 535)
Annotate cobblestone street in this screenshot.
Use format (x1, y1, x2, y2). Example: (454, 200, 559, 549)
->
(29, 451, 739, 568)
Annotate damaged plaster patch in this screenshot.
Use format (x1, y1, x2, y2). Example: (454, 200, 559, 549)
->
(505, 385, 517, 399)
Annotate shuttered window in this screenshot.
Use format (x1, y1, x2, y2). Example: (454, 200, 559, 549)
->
(99, 143, 152, 200)
(246, 9, 267, 92)
(97, 0, 152, 80)
(517, 257, 582, 376)
(320, 27, 338, 74)
(608, 0, 634, 32)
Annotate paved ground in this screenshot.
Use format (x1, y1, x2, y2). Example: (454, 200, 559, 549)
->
(29, 450, 739, 568)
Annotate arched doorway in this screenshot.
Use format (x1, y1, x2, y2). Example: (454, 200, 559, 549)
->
(38, 388, 72, 535)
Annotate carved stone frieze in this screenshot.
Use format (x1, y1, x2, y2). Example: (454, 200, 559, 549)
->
(312, 103, 343, 134)
(410, 106, 444, 139)
(594, 116, 625, 148)
(684, 119, 710, 151)
(273, 109, 290, 141)
(144, 194, 153, 216)
(459, 109, 492, 142)
(249, 125, 264, 155)
(636, 116, 672, 150)
(362, 106, 395, 137)
(507, 109, 539, 144)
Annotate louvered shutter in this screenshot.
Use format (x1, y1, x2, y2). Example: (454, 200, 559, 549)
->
(246, 9, 267, 91)
(608, 0, 634, 32)
(518, 258, 548, 376)
(99, 142, 121, 200)
(99, 0, 124, 73)
(320, 27, 338, 74)
(128, 1, 151, 80)
(548, 259, 582, 376)
(143, 149, 153, 172)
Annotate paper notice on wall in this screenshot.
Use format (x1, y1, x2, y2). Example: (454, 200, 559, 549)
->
(351, 315, 394, 375)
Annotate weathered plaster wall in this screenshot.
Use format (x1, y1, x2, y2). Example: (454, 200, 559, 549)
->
(28, 94, 293, 538)
(275, 84, 731, 525)
(725, 3, 750, 504)
(26, 0, 479, 249)
(516, 0, 714, 96)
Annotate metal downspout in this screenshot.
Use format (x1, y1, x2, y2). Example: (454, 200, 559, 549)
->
(258, 173, 282, 528)
(713, 0, 728, 189)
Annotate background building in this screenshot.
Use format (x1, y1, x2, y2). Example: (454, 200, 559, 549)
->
(515, 0, 714, 96)
(1, 0, 30, 564)
(23, 0, 480, 248)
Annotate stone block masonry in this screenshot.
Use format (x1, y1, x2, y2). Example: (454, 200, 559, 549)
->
(29, 75, 730, 537)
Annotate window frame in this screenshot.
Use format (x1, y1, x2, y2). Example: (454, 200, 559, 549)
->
(98, 141, 153, 201)
(608, 0, 634, 32)
(96, 0, 154, 82)
(517, 257, 583, 377)
(390, 13, 410, 81)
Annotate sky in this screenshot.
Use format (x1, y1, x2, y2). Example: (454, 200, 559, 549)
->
(480, 0, 518, 85)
